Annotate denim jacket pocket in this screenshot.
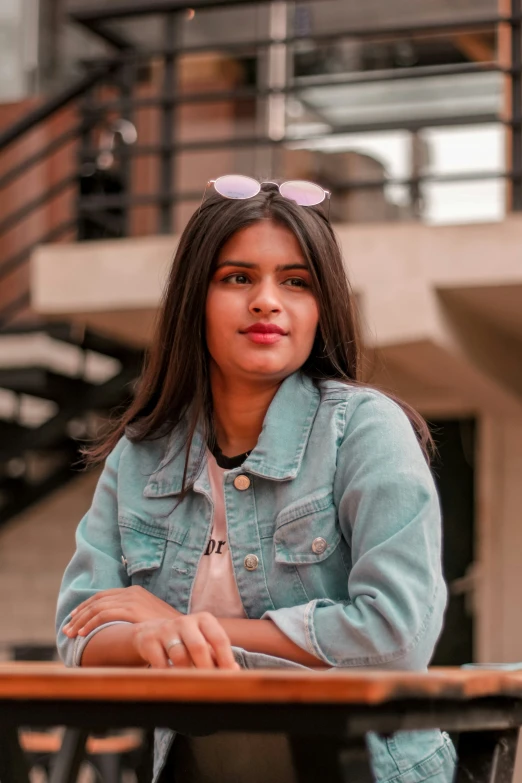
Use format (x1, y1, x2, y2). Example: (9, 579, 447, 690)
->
(367, 730, 456, 783)
(118, 515, 168, 587)
(273, 489, 341, 565)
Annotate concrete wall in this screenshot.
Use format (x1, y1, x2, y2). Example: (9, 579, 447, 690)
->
(477, 416, 522, 663)
(32, 216, 522, 343)
(31, 215, 522, 419)
(12, 212, 522, 668)
(0, 467, 99, 659)
(2, 413, 522, 667)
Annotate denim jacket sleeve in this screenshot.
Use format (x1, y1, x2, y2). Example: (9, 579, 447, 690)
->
(56, 436, 131, 666)
(262, 391, 446, 669)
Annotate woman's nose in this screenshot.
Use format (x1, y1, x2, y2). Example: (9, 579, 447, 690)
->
(249, 281, 282, 315)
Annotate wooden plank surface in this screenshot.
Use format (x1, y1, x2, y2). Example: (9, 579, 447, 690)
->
(0, 664, 522, 705)
(20, 729, 142, 755)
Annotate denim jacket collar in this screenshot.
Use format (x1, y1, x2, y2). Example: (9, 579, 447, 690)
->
(144, 372, 320, 497)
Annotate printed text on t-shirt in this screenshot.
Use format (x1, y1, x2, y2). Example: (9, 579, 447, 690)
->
(204, 529, 226, 556)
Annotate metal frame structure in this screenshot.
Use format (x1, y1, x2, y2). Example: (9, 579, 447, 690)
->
(0, 323, 144, 523)
(0, 2, 521, 305)
(0, 693, 520, 783)
(65, 3, 522, 228)
(0, 0, 521, 521)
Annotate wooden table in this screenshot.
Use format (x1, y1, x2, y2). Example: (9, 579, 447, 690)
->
(1, 665, 522, 783)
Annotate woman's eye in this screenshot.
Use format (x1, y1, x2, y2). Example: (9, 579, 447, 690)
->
(284, 277, 309, 288)
(224, 273, 250, 284)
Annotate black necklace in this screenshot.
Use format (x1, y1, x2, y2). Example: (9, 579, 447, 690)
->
(211, 442, 251, 470)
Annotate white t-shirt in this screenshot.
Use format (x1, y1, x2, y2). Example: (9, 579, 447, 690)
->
(189, 451, 247, 618)
(179, 452, 296, 783)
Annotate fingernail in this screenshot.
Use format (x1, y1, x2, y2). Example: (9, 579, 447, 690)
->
(71, 609, 77, 615)
(78, 628, 85, 636)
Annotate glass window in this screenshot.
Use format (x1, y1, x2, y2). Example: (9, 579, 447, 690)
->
(421, 124, 506, 224)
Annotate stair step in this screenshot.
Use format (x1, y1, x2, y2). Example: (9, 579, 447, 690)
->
(0, 456, 80, 520)
(0, 321, 143, 364)
(0, 439, 78, 483)
(0, 332, 122, 383)
(0, 367, 92, 404)
(0, 413, 80, 459)
(0, 320, 143, 523)
(46, 323, 144, 364)
(0, 419, 42, 459)
(0, 419, 27, 441)
(0, 388, 58, 428)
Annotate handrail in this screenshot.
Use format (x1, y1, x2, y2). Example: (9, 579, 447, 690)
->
(77, 113, 503, 157)
(91, 60, 503, 113)
(0, 125, 86, 192)
(70, 0, 291, 22)
(69, 0, 507, 33)
(0, 59, 120, 329)
(0, 293, 31, 330)
(72, 15, 504, 56)
(0, 62, 117, 154)
(75, 169, 522, 212)
(0, 218, 77, 283)
(0, 175, 77, 238)
(0, 2, 519, 334)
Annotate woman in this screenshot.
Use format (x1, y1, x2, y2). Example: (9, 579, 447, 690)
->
(57, 176, 456, 783)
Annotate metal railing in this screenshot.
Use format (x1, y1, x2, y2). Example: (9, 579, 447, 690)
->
(1, 0, 522, 327)
(0, 60, 122, 327)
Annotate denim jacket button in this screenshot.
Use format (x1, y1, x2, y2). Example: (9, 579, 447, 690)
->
(234, 474, 251, 491)
(244, 554, 259, 571)
(312, 537, 327, 554)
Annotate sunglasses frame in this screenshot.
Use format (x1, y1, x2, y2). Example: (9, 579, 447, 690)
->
(198, 175, 331, 219)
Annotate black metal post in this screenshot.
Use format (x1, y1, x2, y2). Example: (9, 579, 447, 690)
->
(409, 129, 425, 219)
(91, 751, 123, 783)
(77, 84, 124, 241)
(456, 728, 519, 783)
(118, 57, 137, 236)
(77, 90, 94, 242)
(159, 13, 179, 234)
(0, 727, 30, 783)
(49, 728, 89, 783)
(511, 0, 522, 209)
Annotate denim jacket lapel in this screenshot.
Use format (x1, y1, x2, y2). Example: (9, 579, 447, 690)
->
(143, 416, 206, 497)
(144, 371, 320, 497)
(242, 372, 320, 480)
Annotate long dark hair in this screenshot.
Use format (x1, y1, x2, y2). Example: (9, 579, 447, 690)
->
(85, 185, 433, 481)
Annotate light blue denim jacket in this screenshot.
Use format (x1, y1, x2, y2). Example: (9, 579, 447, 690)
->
(56, 372, 456, 783)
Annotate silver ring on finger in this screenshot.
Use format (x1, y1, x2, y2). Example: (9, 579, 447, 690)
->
(167, 638, 184, 655)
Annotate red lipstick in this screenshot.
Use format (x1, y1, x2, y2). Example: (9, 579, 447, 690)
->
(244, 323, 286, 335)
(242, 322, 287, 344)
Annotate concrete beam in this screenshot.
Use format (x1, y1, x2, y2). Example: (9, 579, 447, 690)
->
(31, 216, 522, 416)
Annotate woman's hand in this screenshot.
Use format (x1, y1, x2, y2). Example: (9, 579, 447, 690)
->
(132, 614, 240, 670)
(63, 586, 180, 638)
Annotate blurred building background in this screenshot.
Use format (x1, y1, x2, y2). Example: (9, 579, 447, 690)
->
(0, 0, 520, 676)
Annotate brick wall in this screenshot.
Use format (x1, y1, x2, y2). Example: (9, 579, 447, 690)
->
(0, 99, 78, 322)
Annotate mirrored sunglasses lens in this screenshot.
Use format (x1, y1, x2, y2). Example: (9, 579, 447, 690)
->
(214, 175, 260, 200)
(280, 180, 325, 206)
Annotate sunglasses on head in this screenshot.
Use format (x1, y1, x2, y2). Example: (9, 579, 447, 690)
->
(200, 174, 331, 219)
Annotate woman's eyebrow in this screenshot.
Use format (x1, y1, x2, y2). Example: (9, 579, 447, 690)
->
(216, 260, 309, 272)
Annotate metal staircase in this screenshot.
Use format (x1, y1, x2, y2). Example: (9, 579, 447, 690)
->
(0, 0, 518, 527)
(0, 321, 143, 523)
(0, 56, 145, 526)
(0, 0, 260, 525)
